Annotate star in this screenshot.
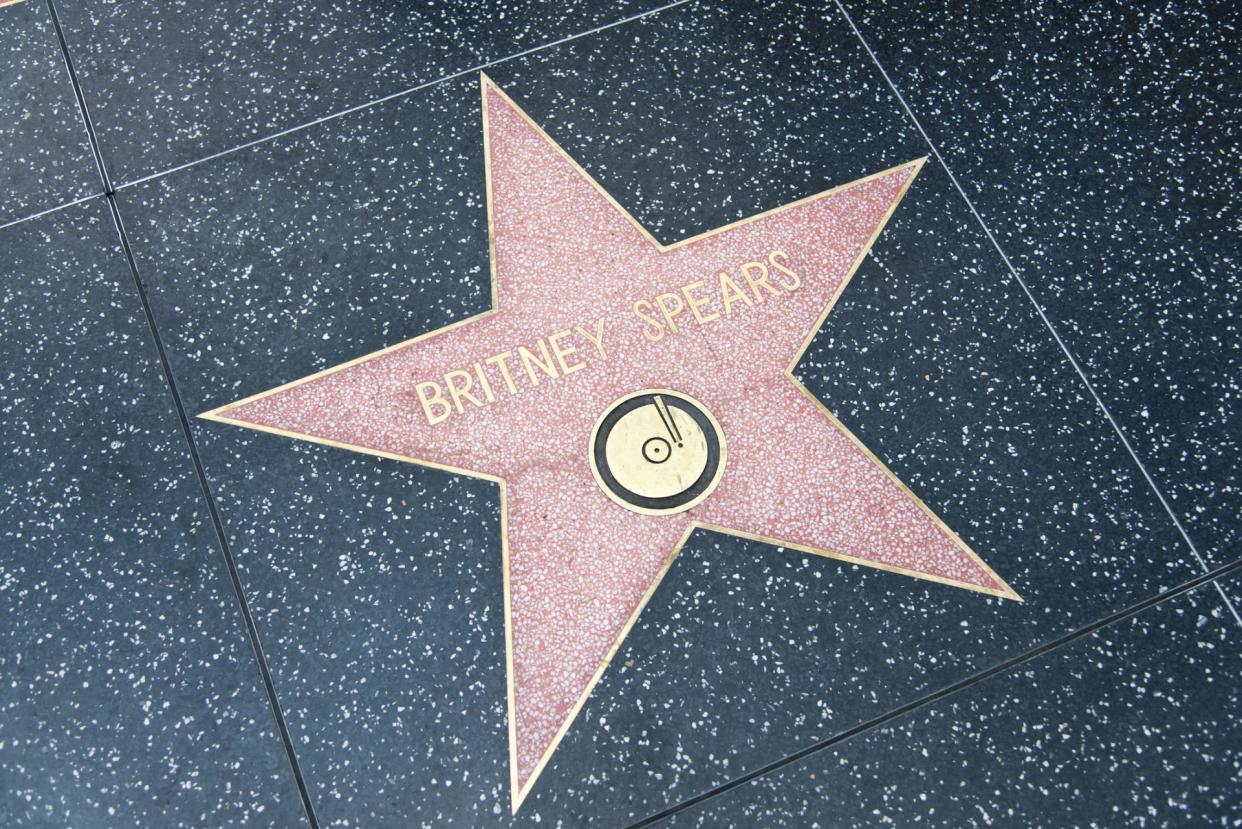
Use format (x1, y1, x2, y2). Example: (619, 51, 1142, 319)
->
(202, 74, 1019, 812)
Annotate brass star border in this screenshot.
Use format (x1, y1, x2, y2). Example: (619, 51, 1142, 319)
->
(202, 74, 1019, 811)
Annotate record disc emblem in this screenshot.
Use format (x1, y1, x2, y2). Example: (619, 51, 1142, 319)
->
(589, 389, 726, 515)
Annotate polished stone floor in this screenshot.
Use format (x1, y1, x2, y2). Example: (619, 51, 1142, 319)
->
(0, 0, 1238, 826)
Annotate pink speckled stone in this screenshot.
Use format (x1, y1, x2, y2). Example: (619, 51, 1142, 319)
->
(212, 78, 1013, 807)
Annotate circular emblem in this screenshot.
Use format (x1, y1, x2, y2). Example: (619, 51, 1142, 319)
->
(589, 389, 726, 515)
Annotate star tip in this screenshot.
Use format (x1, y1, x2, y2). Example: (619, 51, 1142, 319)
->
(198, 404, 240, 423)
(509, 782, 527, 815)
(997, 584, 1023, 603)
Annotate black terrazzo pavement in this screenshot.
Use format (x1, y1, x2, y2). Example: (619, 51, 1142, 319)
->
(662, 573, 1242, 828)
(2, 0, 1238, 826)
(51, 0, 681, 185)
(840, 0, 1242, 567)
(0, 200, 305, 828)
(0, 0, 96, 224)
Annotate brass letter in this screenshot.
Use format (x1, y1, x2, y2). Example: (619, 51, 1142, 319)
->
(768, 250, 800, 291)
(518, 341, 559, 386)
(740, 261, 780, 303)
(633, 300, 665, 342)
(681, 280, 720, 325)
(655, 291, 686, 334)
(576, 318, 607, 359)
(718, 271, 753, 316)
(549, 329, 585, 375)
(445, 370, 482, 414)
(473, 361, 496, 403)
(415, 381, 452, 425)
(484, 351, 519, 394)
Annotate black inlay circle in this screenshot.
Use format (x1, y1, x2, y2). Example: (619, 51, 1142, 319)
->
(592, 391, 723, 513)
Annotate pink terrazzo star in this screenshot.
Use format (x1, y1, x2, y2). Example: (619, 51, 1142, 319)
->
(203, 75, 1018, 811)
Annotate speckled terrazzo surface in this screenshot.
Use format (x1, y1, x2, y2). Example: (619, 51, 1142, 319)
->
(0, 0, 96, 224)
(838, 0, 1242, 567)
(662, 573, 1242, 828)
(50, 0, 681, 183)
(1, 0, 1238, 826)
(0, 201, 304, 827)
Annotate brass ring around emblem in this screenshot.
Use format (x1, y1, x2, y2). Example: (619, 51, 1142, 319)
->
(589, 389, 726, 515)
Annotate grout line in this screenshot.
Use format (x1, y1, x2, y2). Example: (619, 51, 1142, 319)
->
(6, 0, 692, 220)
(833, 0, 1242, 630)
(627, 555, 1242, 828)
(104, 196, 322, 829)
(115, 0, 693, 192)
(0, 192, 100, 231)
(43, 0, 111, 193)
(44, 0, 321, 825)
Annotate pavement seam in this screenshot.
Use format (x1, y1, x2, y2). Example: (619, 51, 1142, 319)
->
(1, 0, 695, 226)
(0, 192, 100, 231)
(627, 555, 1242, 828)
(834, 0, 1242, 629)
(113, 0, 695, 192)
(43, 0, 322, 825)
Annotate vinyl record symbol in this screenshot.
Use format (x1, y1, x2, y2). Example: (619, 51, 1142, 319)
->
(589, 389, 726, 515)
